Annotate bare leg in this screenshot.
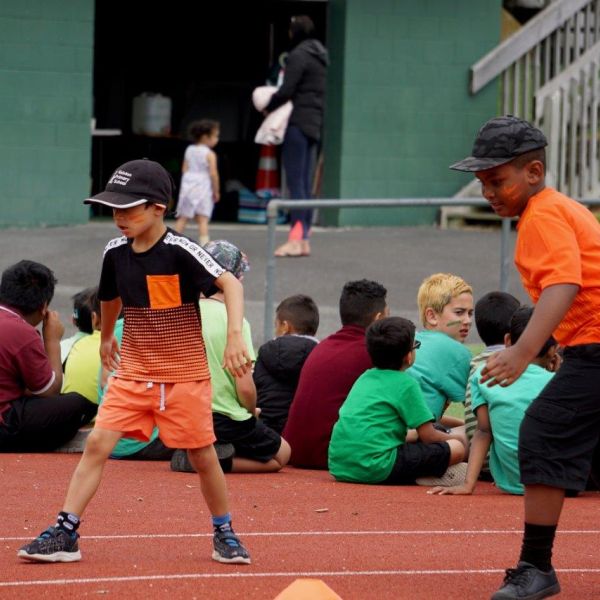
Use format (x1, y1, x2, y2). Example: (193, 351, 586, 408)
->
(524, 484, 565, 525)
(187, 445, 229, 516)
(63, 429, 122, 516)
(231, 439, 291, 473)
(173, 217, 188, 233)
(195, 215, 210, 245)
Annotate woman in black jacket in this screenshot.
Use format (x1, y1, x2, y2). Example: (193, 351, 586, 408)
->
(265, 15, 329, 258)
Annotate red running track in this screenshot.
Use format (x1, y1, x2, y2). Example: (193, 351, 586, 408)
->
(1, 454, 599, 599)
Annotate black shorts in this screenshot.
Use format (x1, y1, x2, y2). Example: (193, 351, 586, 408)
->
(382, 441, 451, 485)
(213, 412, 282, 464)
(519, 344, 600, 491)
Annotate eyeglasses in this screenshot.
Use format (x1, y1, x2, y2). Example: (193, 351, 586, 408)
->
(412, 340, 421, 350)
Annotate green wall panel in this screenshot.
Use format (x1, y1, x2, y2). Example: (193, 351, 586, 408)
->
(322, 0, 501, 226)
(0, 0, 94, 227)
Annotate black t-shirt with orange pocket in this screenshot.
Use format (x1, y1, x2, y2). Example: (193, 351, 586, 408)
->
(98, 228, 225, 382)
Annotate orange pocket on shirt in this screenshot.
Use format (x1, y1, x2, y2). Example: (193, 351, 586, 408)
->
(146, 274, 182, 309)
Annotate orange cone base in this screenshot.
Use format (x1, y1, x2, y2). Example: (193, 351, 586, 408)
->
(273, 578, 344, 600)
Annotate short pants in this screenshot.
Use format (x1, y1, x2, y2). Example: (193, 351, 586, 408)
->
(213, 412, 282, 465)
(519, 344, 600, 491)
(382, 441, 451, 485)
(96, 377, 215, 449)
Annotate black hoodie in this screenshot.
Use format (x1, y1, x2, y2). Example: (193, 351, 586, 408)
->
(254, 334, 318, 434)
(265, 39, 329, 142)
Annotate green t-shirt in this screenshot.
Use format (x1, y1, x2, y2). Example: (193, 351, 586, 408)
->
(98, 318, 161, 458)
(471, 363, 554, 495)
(328, 368, 434, 483)
(62, 330, 101, 403)
(406, 330, 472, 420)
(200, 299, 256, 421)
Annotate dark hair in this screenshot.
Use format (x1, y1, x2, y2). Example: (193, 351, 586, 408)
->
(474, 291, 521, 346)
(289, 15, 315, 46)
(510, 306, 556, 357)
(188, 119, 219, 143)
(0, 260, 57, 315)
(72, 286, 100, 334)
(276, 294, 319, 336)
(367, 316, 415, 370)
(512, 147, 546, 170)
(339, 279, 387, 328)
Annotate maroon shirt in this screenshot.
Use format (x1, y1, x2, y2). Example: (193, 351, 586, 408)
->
(282, 324, 372, 469)
(0, 305, 54, 423)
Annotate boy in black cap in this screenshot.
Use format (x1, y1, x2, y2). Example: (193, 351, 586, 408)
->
(452, 116, 600, 599)
(18, 159, 253, 565)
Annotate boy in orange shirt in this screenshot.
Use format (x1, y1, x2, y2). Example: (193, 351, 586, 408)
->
(18, 159, 253, 565)
(451, 116, 600, 599)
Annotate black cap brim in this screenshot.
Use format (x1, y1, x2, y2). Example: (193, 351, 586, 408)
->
(449, 155, 514, 172)
(83, 190, 167, 209)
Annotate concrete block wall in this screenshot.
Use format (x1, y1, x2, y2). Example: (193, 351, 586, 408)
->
(0, 1, 94, 227)
(322, 0, 501, 226)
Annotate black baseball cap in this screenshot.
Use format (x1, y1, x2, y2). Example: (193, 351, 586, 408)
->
(450, 115, 547, 172)
(84, 159, 174, 208)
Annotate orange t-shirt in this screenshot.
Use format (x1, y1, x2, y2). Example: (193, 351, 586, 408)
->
(515, 187, 600, 346)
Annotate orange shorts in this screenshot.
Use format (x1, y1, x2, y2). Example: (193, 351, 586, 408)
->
(95, 377, 215, 449)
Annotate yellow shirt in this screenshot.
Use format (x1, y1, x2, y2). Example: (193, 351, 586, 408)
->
(62, 330, 101, 403)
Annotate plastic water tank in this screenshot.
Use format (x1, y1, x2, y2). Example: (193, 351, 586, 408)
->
(132, 93, 172, 136)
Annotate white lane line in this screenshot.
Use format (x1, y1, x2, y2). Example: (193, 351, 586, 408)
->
(2, 568, 600, 588)
(3, 529, 600, 542)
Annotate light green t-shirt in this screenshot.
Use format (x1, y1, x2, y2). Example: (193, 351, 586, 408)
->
(62, 330, 101, 403)
(328, 368, 435, 484)
(98, 319, 161, 458)
(471, 363, 554, 495)
(200, 299, 256, 421)
(406, 330, 472, 420)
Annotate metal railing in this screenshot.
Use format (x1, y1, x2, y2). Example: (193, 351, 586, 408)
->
(263, 197, 599, 341)
(471, 0, 599, 120)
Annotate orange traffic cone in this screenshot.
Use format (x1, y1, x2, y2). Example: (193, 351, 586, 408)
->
(273, 579, 343, 600)
(255, 144, 280, 197)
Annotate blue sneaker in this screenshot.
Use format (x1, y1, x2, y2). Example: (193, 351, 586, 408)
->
(18, 526, 81, 563)
(212, 527, 251, 564)
(491, 561, 560, 599)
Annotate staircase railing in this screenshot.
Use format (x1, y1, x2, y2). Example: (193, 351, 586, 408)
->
(471, 0, 600, 121)
(536, 41, 600, 196)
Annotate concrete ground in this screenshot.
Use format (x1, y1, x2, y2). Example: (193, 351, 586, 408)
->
(0, 218, 528, 347)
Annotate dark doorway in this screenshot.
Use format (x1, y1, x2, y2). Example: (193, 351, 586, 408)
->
(91, 0, 327, 220)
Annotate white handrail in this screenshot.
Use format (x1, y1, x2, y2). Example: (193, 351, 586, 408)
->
(471, 0, 591, 93)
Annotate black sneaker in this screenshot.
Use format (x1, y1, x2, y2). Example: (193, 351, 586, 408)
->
(491, 561, 560, 599)
(212, 527, 251, 565)
(17, 526, 81, 563)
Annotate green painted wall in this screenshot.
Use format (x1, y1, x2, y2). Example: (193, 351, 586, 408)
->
(0, 1, 94, 227)
(322, 0, 501, 226)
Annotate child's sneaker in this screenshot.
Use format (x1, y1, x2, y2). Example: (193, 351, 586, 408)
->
(415, 462, 468, 487)
(17, 526, 81, 562)
(212, 527, 251, 564)
(491, 561, 560, 599)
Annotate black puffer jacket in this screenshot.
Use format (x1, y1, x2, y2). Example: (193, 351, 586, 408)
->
(265, 39, 329, 142)
(254, 335, 318, 434)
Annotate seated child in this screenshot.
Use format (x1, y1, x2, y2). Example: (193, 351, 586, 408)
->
(283, 279, 388, 469)
(62, 287, 101, 404)
(407, 273, 474, 424)
(173, 240, 291, 473)
(429, 306, 558, 496)
(60, 288, 97, 367)
(328, 316, 466, 484)
(254, 294, 319, 434)
(464, 291, 521, 444)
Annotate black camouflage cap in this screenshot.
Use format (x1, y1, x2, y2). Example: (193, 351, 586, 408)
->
(450, 115, 547, 172)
